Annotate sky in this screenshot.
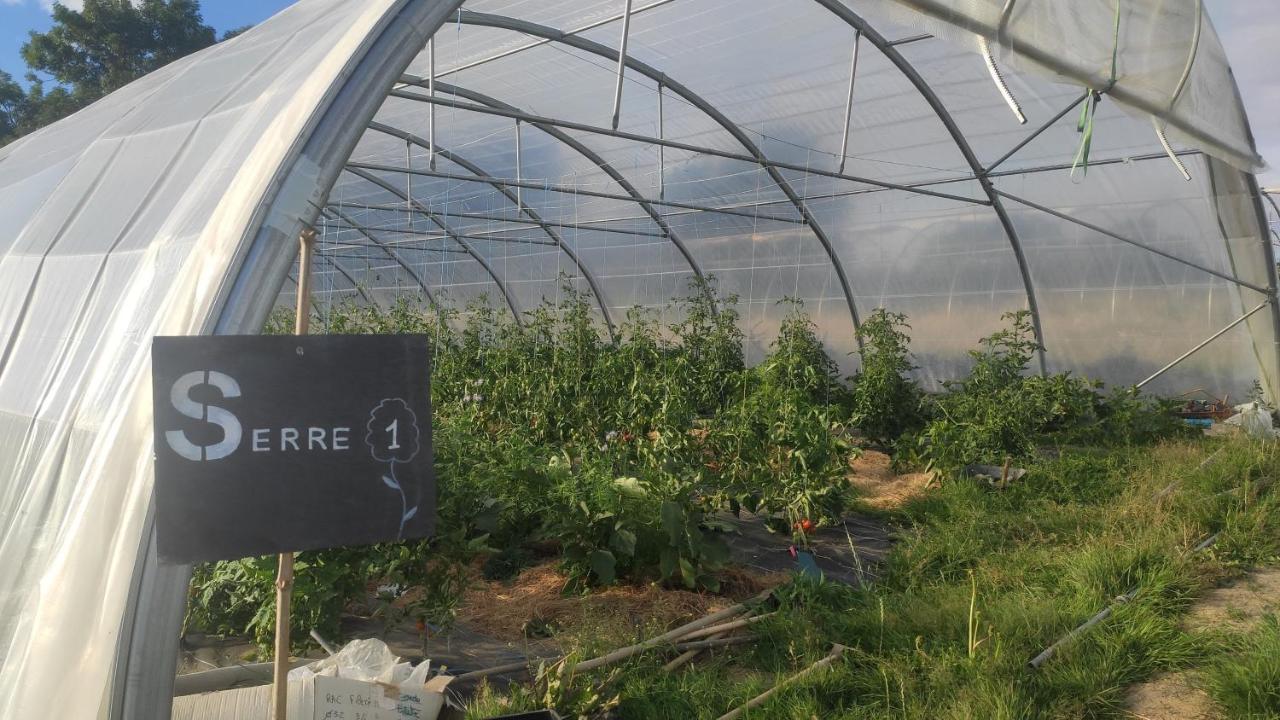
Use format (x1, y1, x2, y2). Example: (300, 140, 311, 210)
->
(0, 0, 1277, 184)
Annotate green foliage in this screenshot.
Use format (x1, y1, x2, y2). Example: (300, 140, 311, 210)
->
(470, 439, 1279, 720)
(1204, 616, 1280, 718)
(2, 0, 242, 146)
(702, 299, 856, 527)
(25, 0, 216, 102)
(0, 71, 25, 144)
(187, 549, 366, 654)
(759, 299, 846, 407)
(902, 311, 1189, 473)
(189, 292, 1196, 664)
(850, 308, 923, 444)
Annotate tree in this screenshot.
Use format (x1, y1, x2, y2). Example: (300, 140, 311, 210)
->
(0, 71, 25, 145)
(220, 25, 254, 42)
(22, 0, 217, 107)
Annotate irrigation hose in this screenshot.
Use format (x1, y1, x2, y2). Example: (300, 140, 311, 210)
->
(1153, 117, 1192, 181)
(979, 36, 1026, 125)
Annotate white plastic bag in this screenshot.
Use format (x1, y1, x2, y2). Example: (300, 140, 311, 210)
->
(1223, 402, 1279, 439)
(283, 638, 445, 720)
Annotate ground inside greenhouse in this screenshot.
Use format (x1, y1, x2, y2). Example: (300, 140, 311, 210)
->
(178, 453, 930, 679)
(180, 522, 901, 678)
(846, 449, 937, 509)
(1125, 566, 1280, 720)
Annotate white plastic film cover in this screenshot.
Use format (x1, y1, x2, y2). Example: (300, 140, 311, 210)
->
(0, 1, 414, 715)
(0, 0, 1275, 717)
(863, 0, 1265, 172)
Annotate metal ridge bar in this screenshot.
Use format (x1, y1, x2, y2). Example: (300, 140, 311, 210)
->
(348, 159, 808, 224)
(294, 244, 375, 305)
(345, 166, 525, 324)
(334, 202, 667, 237)
(427, 80, 710, 305)
(323, 218, 559, 246)
(453, 10, 867, 337)
(984, 91, 1089, 175)
(368, 121, 619, 338)
(865, 0, 1263, 170)
(995, 189, 1274, 295)
(1137, 299, 1272, 388)
(550, 150, 1205, 221)
(323, 206, 441, 303)
(815, 0, 1047, 373)
(391, 84, 990, 207)
(429, 0, 680, 79)
(886, 33, 932, 46)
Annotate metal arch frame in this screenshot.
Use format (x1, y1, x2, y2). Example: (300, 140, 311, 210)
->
(322, 206, 440, 305)
(118, 3, 472, 719)
(812, 0, 1048, 375)
(455, 9, 865, 343)
(387, 85, 989, 206)
(399, 77, 714, 305)
(284, 240, 376, 306)
(335, 202, 668, 238)
(344, 165, 525, 325)
(365, 121, 619, 339)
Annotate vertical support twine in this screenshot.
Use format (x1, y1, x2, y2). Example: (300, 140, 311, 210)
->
(837, 30, 860, 175)
(610, 0, 634, 130)
(273, 228, 314, 720)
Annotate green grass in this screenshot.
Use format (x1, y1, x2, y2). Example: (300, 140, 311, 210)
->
(464, 437, 1280, 719)
(1204, 617, 1280, 718)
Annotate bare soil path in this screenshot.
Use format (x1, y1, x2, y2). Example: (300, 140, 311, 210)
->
(1125, 567, 1280, 719)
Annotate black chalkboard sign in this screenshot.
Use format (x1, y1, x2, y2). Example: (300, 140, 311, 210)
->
(151, 335, 433, 564)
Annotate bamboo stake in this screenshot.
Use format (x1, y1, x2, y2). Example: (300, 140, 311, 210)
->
(272, 227, 315, 720)
(454, 593, 770, 682)
(672, 636, 755, 652)
(663, 631, 726, 672)
(572, 595, 761, 673)
(674, 612, 776, 643)
(715, 644, 848, 720)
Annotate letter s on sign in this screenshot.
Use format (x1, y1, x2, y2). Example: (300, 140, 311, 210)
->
(164, 370, 243, 461)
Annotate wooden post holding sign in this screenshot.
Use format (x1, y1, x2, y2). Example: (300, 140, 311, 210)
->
(151, 230, 434, 720)
(274, 228, 313, 720)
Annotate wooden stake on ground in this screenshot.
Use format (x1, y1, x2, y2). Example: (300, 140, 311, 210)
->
(715, 644, 848, 720)
(662, 632, 726, 672)
(272, 227, 315, 720)
(454, 592, 773, 683)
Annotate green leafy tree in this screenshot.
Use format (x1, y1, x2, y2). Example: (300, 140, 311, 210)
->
(0, 71, 26, 145)
(220, 25, 254, 41)
(2, 0, 220, 146)
(23, 0, 217, 104)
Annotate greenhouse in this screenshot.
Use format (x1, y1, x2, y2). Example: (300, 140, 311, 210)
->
(0, 0, 1277, 717)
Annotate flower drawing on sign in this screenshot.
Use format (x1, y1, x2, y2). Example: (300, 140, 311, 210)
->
(365, 398, 420, 539)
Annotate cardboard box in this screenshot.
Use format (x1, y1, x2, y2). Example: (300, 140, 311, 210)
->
(173, 676, 446, 720)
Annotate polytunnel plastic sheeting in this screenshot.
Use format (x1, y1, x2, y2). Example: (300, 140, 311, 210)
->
(859, 0, 1266, 173)
(0, 0, 1277, 718)
(0, 1, 467, 717)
